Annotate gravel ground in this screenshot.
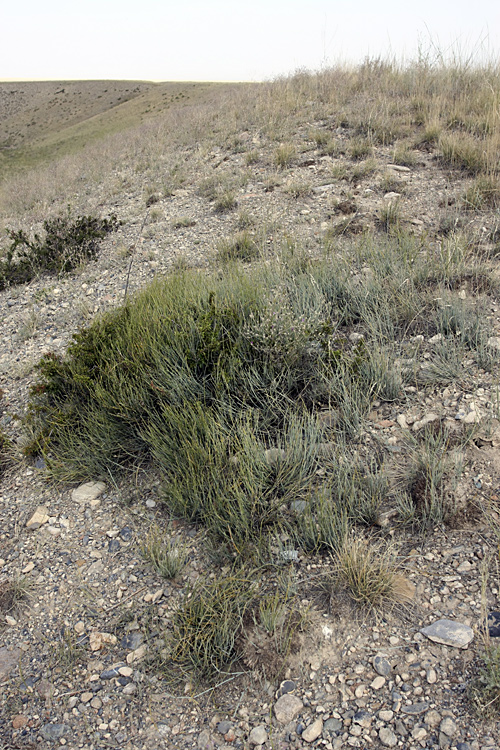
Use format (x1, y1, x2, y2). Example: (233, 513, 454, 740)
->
(1, 115, 500, 749)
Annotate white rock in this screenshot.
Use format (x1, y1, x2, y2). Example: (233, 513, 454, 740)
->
(426, 668, 437, 684)
(302, 718, 323, 743)
(274, 693, 304, 723)
(379, 727, 398, 747)
(387, 164, 411, 172)
(26, 505, 49, 530)
(439, 717, 457, 737)
(420, 618, 474, 648)
(412, 413, 439, 431)
(72, 481, 106, 505)
(126, 644, 147, 664)
(371, 676, 386, 689)
(249, 725, 268, 745)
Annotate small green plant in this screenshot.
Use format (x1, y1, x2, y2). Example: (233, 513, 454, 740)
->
(439, 133, 488, 175)
(140, 524, 189, 579)
(462, 176, 500, 210)
(283, 180, 311, 198)
(0, 427, 12, 477)
(215, 231, 259, 263)
(351, 158, 378, 182)
(172, 216, 197, 229)
(1, 213, 120, 289)
(469, 644, 500, 717)
(379, 171, 405, 194)
(214, 191, 237, 213)
(245, 150, 260, 165)
(392, 143, 417, 167)
(378, 199, 402, 233)
(349, 137, 373, 160)
(274, 143, 296, 169)
(0, 575, 31, 616)
(401, 423, 464, 526)
(166, 572, 255, 681)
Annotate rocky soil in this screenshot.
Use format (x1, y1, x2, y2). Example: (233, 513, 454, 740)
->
(1, 114, 500, 750)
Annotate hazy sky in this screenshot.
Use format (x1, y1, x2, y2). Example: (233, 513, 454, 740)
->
(2, 0, 499, 82)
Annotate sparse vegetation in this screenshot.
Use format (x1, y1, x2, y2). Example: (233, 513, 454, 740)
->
(1, 213, 120, 289)
(2, 54, 500, 707)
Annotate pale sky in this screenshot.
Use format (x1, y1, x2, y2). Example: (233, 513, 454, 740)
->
(1, 0, 499, 82)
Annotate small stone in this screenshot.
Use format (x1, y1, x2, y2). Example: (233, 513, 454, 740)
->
(22, 561, 35, 573)
(197, 729, 213, 749)
(89, 631, 117, 651)
(425, 710, 441, 727)
(412, 726, 428, 741)
(108, 539, 121, 553)
(323, 718, 343, 736)
(373, 655, 391, 676)
(74, 621, 85, 635)
(371, 675, 386, 689)
(401, 702, 429, 715)
(5, 615, 17, 626)
(440, 717, 457, 737)
(412, 413, 439, 431)
(353, 710, 371, 728)
(379, 727, 398, 747)
(426, 668, 437, 684)
(274, 693, 304, 723)
(249, 725, 268, 745)
(487, 611, 500, 637)
(100, 667, 122, 680)
(90, 697, 102, 709)
(276, 679, 296, 698)
(12, 714, 28, 729)
(122, 682, 137, 695)
(379, 710, 394, 721)
(72, 481, 106, 504)
(81, 691, 93, 703)
(216, 721, 233, 735)
(387, 164, 411, 172)
(302, 718, 323, 743)
(126, 643, 147, 664)
(26, 505, 49, 530)
(121, 632, 144, 650)
(145, 499, 156, 508)
(40, 724, 70, 741)
(420, 619, 474, 648)
(118, 666, 133, 677)
(0, 647, 21, 682)
(120, 526, 133, 542)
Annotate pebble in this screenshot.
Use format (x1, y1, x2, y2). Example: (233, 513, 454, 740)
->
(440, 717, 457, 737)
(26, 505, 49, 529)
(249, 725, 268, 745)
(373, 655, 391, 676)
(487, 611, 500, 637)
(301, 718, 323, 742)
(379, 727, 398, 747)
(121, 631, 144, 650)
(40, 723, 70, 741)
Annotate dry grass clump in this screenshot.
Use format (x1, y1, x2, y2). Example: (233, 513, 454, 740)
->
(332, 536, 410, 608)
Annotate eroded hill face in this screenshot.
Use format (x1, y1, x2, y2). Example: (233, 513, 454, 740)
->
(0, 80, 223, 172)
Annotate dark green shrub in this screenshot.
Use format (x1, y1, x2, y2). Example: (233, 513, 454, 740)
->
(1, 213, 120, 289)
